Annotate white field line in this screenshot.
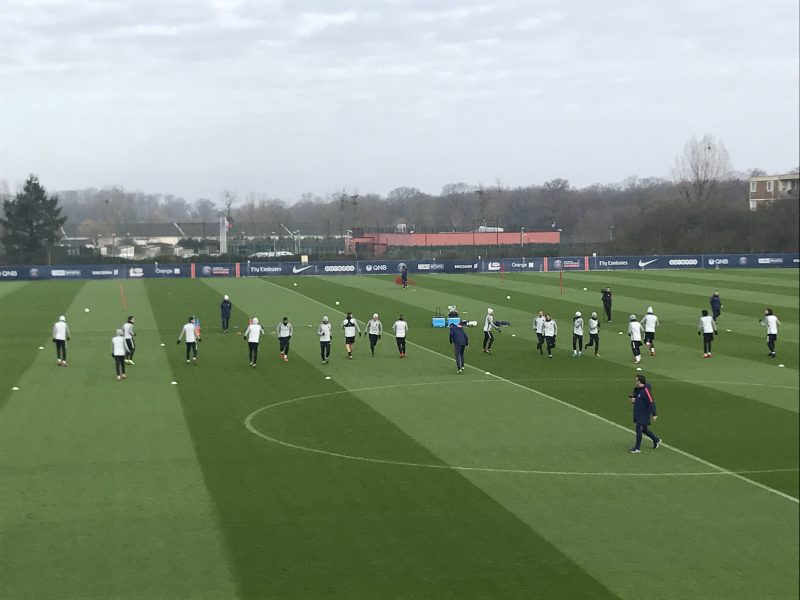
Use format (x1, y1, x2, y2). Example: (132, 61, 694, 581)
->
(245, 382, 798, 478)
(258, 278, 800, 504)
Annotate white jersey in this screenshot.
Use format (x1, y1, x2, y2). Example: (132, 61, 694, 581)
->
(245, 324, 265, 343)
(342, 318, 360, 337)
(588, 318, 599, 335)
(392, 320, 408, 338)
(533, 315, 545, 334)
(761, 314, 780, 335)
(641, 314, 659, 333)
(318, 323, 332, 342)
(699, 315, 716, 334)
(179, 322, 197, 343)
(112, 334, 126, 356)
(484, 314, 497, 332)
(276, 322, 293, 338)
(122, 322, 135, 340)
(628, 321, 643, 342)
(573, 317, 584, 336)
(52, 321, 69, 341)
(542, 320, 557, 337)
(367, 319, 383, 335)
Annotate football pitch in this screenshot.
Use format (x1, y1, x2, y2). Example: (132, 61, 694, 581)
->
(0, 269, 797, 599)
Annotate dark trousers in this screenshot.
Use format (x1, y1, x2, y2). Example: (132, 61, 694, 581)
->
(114, 355, 126, 375)
(631, 340, 642, 357)
(248, 342, 259, 364)
(396, 337, 406, 354)
(634, 423, 659, 450)
(603, 302, 612, 321)
(369, 333, 380, 355)
(55, 339, 67, 361)
(586, 333, 599, 354)
(712, 310, 720, 322)
(320, 341, 331, 361)
(545, 336, 555, 356)
(767, 334, 777, 353)
(221, 317, 230, 332)
(572, 334, 583, 351)
(402, 276, 408, 288)
(483, 331, 494, 350)
(453, 344, 466, 369)
(279, 337, 290, 356)
(536, 332, 544, 353)
(703, 332, 714, 354)
(125, 338, 135, 360)
(185, 342, 197, 360)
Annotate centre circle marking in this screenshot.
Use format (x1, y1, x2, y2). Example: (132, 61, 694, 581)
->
(244, 380, 797, 477)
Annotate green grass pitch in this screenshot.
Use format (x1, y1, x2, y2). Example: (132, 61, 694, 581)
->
(0, 269, 797, 599)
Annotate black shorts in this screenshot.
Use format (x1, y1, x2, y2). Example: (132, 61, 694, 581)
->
(345, 336, 356, 344)
(644, 332, 655, 344)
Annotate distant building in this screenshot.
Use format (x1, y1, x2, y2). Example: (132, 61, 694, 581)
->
(748, 172, 799, 211)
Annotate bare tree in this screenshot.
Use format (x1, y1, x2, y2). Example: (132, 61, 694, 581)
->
(673, 134, 732, 205)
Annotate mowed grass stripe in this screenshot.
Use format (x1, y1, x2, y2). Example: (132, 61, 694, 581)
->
(0, 280, 83, 412)
(263, 276, 799, 599)
(0, 280, 238, 600)
(314, 274, 799, 412)
(278, 275, 798, 497)
(496, 271, 799, 342)
(146, 278, 620, 599)
(421, 273, 800, 368)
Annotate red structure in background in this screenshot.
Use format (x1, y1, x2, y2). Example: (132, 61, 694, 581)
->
(346, 231, 560, 255)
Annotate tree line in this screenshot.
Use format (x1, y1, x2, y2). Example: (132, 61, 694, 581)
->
(1, 136, 798, 262)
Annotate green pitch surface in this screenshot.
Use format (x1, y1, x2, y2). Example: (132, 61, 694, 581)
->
(0, 270, 797, 599)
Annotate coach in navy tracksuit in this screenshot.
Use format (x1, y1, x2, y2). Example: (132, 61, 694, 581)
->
(449, 322, 469, 374)
(629, 374, 661, 453)
(709, 291, 722, 322)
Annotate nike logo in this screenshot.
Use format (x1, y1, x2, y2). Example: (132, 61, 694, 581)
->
(638, 259, 657, 268)
(292, 265, 313, 273)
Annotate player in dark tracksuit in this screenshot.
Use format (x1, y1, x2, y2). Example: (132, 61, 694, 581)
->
(401, 264, 408, 288)
(449, 322, 469, 373)
(220, 295, 232, 332)
(709, 292, 722, 322)
(629, 374, 661, 453)
(601, 288, 613, 322)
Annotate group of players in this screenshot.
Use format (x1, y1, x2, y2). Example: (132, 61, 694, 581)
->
(47, 285, 783, 380)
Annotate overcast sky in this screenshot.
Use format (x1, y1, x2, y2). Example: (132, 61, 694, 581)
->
(1, 0, 798, 201)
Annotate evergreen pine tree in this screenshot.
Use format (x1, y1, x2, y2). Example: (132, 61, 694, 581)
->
(0, 175, 67, 262)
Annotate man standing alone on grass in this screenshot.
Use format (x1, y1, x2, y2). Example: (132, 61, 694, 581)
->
(366, 313, 383, 356)
(112, 328, 127, 381)
(52, 315, 70, 367)
(641, 307, 659, 357)
(533, 310, 545, 355)
(392, 315, 408, 358)
(318, 316, 332, 364)
(123, 316, 136, 365)
(342, 312, 361, 359)
(277, 316, 293, 362)
(400, 264, 408, 288)
(244, 317, 265, 367)
(585, 311, 600, 357)
(709, 291, 722, 322)
(220, 295, 232, 332)
(483, 308, 500, 354)
(449, 321, 468, 373)
(698, 309, 718, 358)
(601, 287, 613, 322)
(177, 316, 199, 364)
(628, 314, 643, 364)
(542, 314, 557, 358)
(572, 311, 584, 357)
(760, 308, 781, 358)
(629, 374, 660, 453)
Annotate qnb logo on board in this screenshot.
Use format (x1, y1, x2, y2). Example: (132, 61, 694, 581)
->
(324, 265, 356, 272)
(707, 258, 729, 266)
(365, 264, 388, 272)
